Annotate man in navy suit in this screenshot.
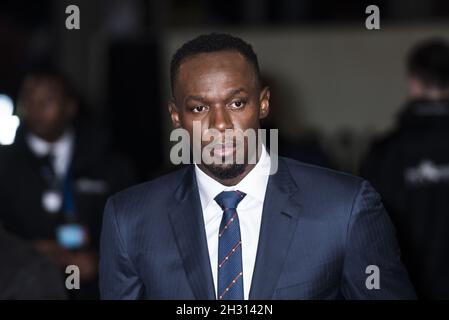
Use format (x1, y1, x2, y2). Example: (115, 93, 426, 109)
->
(100, 33, 416, 299)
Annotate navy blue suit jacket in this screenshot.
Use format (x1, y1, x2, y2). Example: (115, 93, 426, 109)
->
(100, 157, 416, 299)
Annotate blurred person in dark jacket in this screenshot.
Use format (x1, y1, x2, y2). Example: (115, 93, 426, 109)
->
(0, 68, 136, 299)
(360, 38, 449, 299)
(0, 226, 67, 299)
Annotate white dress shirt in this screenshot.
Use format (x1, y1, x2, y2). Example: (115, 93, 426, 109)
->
(194, 145, 271, 300)
(26, 130, 74, 178)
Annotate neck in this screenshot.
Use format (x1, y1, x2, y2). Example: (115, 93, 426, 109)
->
(29, 127, 69, 144)
(198, 163, 256, 186)
(37, 134, 63, 143)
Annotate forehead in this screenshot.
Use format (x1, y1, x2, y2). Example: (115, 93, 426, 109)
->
(175, 51, 257, 99)
(24, 77, 65, 97)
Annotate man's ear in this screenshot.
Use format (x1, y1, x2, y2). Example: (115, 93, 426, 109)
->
(168, 100, 182, 128)
(259, 86, 270, 119)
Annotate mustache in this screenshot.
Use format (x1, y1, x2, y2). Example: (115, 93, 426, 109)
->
(201, 133, 247, 145)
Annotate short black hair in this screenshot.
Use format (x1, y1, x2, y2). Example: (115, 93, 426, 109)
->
(407, 38, 449, 90)
(20, 65, 75, 99)
(170, 33, 261, 95)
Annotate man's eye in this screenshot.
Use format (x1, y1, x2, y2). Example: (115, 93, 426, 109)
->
(229, 100, 246, 109)
(192, 105, 208, 113)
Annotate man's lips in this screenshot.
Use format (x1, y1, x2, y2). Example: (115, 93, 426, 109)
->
(212, 143, 236, 157)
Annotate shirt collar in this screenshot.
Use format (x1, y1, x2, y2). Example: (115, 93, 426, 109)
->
(26, 129, 74, 158)
(194, 144, 271, 211)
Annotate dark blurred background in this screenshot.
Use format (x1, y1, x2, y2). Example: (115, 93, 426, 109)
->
(0, 0, 448, 177)
(1, 0, 449, 300)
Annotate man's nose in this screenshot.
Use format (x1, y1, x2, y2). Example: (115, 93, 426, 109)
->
(209, 105, 233, 132)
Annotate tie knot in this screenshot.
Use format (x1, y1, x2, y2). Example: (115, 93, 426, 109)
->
(214, 190, 246, 210)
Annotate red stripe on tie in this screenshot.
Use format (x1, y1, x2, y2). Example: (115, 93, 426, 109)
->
(218, 272, 243, 300)
(218, 212, 238, 238)
(218, 241, 241, 268)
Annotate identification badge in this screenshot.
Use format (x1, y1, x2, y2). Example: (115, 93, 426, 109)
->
(56, 224, 87, 249)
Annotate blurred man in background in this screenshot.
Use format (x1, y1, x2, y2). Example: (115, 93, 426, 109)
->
(361, 38, 449, 299)
(0, 68, 136, 299)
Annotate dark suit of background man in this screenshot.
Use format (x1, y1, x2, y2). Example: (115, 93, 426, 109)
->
(0, 69, 136, 299)
(0, 226, 67, 299)
(100, 33, 416, 300)
(361, 38, 449, 299)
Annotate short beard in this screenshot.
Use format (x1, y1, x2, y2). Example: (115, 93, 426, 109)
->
(204, 163, 247, 180)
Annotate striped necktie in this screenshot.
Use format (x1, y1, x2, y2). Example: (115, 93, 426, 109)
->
(214, 190, 246, 300)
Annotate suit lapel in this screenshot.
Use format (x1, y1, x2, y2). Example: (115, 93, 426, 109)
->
(167, 166, 216, 300)
(249, 158, 301, 299)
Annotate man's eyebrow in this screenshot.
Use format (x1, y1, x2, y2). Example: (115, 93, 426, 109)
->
(226, 88, 246, 97)
(183, 88, 247, 104)
(184, 95, 206, 104)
